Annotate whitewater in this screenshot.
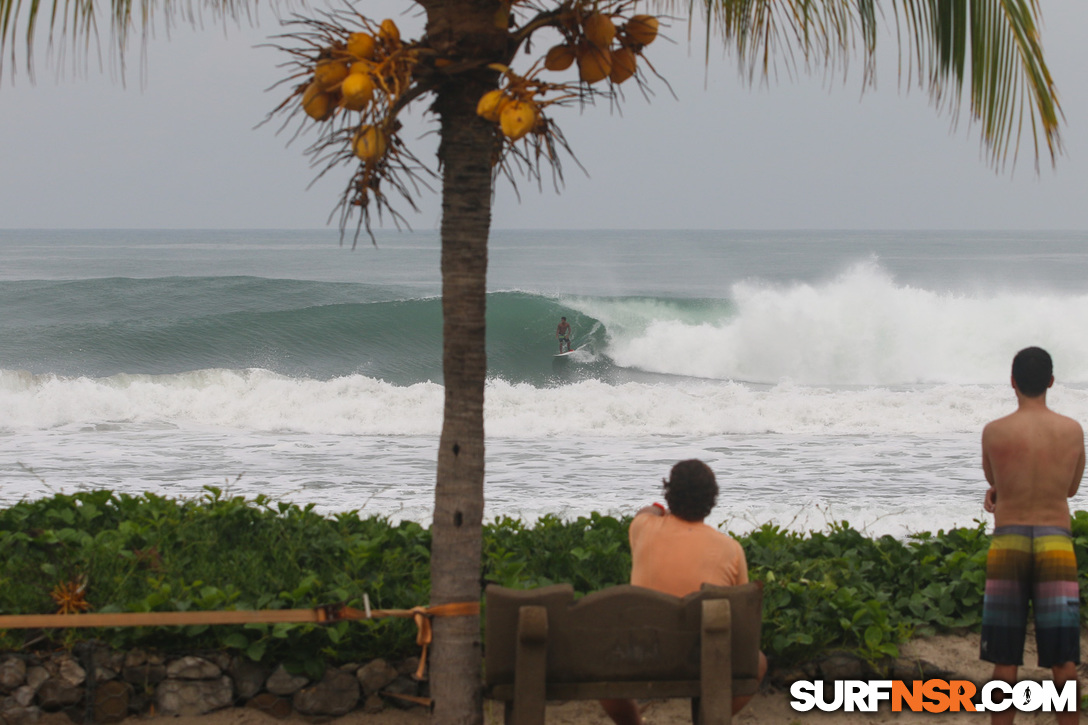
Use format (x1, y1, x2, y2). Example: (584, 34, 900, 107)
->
(2, 229, 1087, 537)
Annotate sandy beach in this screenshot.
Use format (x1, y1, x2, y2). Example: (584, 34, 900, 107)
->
(24, 631, 1075, 725)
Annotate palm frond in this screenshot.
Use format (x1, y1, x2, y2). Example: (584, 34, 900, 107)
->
(695, 0, 1061, 170)
(0, 0, 255, 81)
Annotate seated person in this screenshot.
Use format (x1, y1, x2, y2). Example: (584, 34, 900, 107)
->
(601, 459, 767, 725)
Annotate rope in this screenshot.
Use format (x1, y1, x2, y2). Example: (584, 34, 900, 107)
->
(0, 600, 480, 681)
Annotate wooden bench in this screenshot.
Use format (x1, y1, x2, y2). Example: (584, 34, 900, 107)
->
(483, 582, 763, 725)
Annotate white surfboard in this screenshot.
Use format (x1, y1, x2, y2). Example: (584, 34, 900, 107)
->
(554, 345, 585, 358)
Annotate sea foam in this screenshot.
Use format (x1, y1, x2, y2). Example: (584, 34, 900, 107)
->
(5, 367, 1088, 438)
(585, 262, 1088, 385)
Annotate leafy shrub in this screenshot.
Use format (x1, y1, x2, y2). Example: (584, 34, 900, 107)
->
(0, 489, 430, 674)
(2, 492, 1086, 671)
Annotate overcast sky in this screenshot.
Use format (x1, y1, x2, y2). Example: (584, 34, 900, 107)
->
(2, 1, 1086, 231)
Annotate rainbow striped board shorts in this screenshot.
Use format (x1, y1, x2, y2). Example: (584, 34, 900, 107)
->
(980, 525, 1080, 667)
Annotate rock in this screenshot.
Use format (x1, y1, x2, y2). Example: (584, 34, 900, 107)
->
(770, 667, 809, 687)
(381, 676, 424, 709)
(121, 662, 166, 686)
(155, 676, 233, 717)
(245, 693, 292, 719)
(8, 687, 34, 709)
(0, 659, 27, 693)
(292, 669, 359, 716)
(93, 665, 118, 683)
(121, 651, 166, 686)
(35, 679, 83, 711)
(208, 653, 232, 672)
(816, 653, 869, 680)
(46, 655, 84, 689)
(122, 651, 146, 668)
(356, 659, 398, 696)
(362, 693, 385, 714)
(166, 656, 221, 680)
(264, 666, 308, 697)
(92, 681, 131, 724)
(228, 659, 269, 701)
(0, 706, 40, 725)
(90, 649, 124, 682)
(95, 648, 125, 675)
(396, 657, 421, 678)
(23, 669, 47, 694)
(58, 660, 85, 689)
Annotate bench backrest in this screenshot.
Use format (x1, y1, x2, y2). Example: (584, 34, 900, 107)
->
(484, 582, 762, 687)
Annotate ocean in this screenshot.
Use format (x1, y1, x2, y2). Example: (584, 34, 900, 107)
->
(2, 228, 1087, 537)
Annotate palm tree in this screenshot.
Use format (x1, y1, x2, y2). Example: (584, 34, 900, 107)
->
(0, 1, 1063, 724)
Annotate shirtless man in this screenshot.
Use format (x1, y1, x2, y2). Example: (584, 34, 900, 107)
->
(980, 346, 1084, 725)
(556, 317, 572, 353)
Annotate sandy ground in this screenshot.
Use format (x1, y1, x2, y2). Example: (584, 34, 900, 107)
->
(37, 632, 1086, 725)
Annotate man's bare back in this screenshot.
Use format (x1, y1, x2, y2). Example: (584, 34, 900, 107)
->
(978, 347, 1084, 725)
(982, 373, 1084, 528)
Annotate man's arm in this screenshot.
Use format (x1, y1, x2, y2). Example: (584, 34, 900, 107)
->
(1069, 423, 1085, 499)
(982, 424, 997, 512)
(981, 423, 997, 485)
(628, 504, 664, 550)
(634, 504, 665, 518)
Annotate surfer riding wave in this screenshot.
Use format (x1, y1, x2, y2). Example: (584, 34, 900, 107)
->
(557, 316, 572, 354)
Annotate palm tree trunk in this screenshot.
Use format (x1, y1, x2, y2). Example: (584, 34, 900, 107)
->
(428, 67, 497, 725)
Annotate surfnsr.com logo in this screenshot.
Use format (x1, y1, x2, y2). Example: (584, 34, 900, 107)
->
(789, 679, 1077, 713)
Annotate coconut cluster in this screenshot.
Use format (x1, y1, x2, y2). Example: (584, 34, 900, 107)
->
(547, 10, 659, 84)
(475, 5, 660, 141)
(271, 2, 668, 233)
(299, 18, 415, 166)
(475, 73, 546, 141)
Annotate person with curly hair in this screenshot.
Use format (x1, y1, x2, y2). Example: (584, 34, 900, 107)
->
(600, 459, 767, 725)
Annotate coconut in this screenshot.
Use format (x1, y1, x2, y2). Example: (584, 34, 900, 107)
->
(544, 44, 576, 71)
(582, 13, 616, 49)
(313, 60, 350, 90)
(499, 100, 538, 141)
(476, 89, 509, 123)
(625, 15, 659, 46)
(346, 33, 377, 60)
(609, 46, 637, 84)
(340, 72, 376, 111)
(354, 126, 388, 162)
(301, 82, 335, 121)
(379, 19, 401, 44)
(576, 43, 612, 84)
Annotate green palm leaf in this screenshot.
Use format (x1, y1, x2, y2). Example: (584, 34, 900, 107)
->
(701, 0, 1061, 169)
(0, 0, 247, 81)
(2, 0, 1062, 170)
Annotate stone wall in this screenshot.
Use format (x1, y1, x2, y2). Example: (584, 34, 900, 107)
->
(0, 648, 427, 725)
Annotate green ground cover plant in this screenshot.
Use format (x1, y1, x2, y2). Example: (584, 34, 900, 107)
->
(2, 490, 1087, 672)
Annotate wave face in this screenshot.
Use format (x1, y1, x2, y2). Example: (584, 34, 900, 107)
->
(7, 261, 1088, 388)
(0, 278, 598, 385)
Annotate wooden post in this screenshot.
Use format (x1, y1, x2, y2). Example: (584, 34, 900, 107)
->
(699, 598, 732, 725)
(510, 605, 548, 725)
